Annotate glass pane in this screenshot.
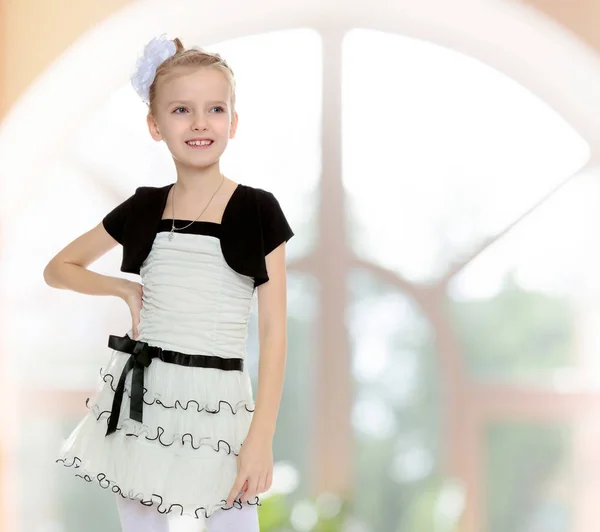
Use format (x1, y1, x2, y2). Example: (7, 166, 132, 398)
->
(342, 29, 590, 284)
(486, 422, 572, 532)
(449, 170, 600, 383)
(348, 268, 447, 531)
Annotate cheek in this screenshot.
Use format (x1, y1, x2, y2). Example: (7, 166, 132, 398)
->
(161, 119, 187, 138)
(215, 116, 233, 135)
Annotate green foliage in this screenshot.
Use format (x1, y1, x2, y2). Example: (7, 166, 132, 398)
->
(449, 273, 574, 380)
(257, 480, 465, 532)
(399, 476, 465, 532)
(485, 423, 571, 532)
(258, 494, 291, 529)
(258, 493, 351, 532)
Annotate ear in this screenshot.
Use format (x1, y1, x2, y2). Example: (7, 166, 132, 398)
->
(147, 114, 162, 141)
(229, 111, 239, 139)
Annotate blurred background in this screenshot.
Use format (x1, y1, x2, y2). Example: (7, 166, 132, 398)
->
(2, 0, 600, 531)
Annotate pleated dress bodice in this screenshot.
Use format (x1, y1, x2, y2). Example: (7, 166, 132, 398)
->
(138, 220, 256, 359)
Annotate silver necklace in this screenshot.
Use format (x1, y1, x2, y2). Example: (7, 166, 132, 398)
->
(168, 174, 225, 241)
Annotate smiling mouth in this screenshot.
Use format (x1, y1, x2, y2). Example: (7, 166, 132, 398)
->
(186, 139, 214, 147)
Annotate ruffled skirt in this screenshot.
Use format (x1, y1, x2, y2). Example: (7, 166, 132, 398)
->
(56, 345, 260, 519)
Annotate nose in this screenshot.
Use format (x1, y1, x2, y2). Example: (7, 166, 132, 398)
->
(191, 114, 208, 131)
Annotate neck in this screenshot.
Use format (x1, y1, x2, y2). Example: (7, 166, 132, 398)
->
(173, 161, 225, 196)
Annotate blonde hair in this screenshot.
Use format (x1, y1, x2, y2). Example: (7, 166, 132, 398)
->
(148, 38, 236, 114)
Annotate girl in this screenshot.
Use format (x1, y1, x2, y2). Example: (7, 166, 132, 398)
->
(43, 34, 294, 532)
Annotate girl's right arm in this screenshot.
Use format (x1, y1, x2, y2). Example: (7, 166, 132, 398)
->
(43, 222, 143, 338)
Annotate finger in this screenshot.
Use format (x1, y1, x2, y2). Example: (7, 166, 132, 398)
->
(258, 473, 269, 493)
(241, 477, 260, 503)
(253, 475, 265, 495)
(241, 477, 254, 501)
(226, 475, 246, 505)
(131, 311, 140, 339)
(251, 476, 261, 496)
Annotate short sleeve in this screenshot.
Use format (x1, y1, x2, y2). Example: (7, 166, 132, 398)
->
(259, 191, 294, 256)
(101, 190, 137, 245)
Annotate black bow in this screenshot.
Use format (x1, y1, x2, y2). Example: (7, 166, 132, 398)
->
(105, 336, 164, 436)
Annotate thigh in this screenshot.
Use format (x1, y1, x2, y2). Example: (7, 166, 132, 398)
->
(115, 495, 170, 532)
(205, 504, 260, 532)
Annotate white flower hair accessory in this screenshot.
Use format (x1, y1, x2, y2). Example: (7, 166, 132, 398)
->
(130, 34, 177, 104)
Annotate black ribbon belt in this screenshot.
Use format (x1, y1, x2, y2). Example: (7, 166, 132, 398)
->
(105, 334, 244, 437)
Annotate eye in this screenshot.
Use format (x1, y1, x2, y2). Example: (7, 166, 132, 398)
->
(210, 106, 225, 113)
(172, 106, 188, 114)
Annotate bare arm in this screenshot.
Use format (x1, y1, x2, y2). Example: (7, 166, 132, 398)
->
(43, 222, 128, 297)
(249, 243, 288, 442)
(43, 222, 143, 337)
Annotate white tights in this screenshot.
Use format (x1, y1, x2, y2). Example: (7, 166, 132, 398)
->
(115, 496, 260, 532)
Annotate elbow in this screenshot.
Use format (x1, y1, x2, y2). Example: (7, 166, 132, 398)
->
(43, 260, 61, 288)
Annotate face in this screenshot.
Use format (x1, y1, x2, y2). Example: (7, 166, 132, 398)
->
(147, 66, 238, 168)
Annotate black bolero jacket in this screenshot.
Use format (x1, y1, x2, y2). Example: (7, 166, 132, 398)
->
(102, 183, 294, 288)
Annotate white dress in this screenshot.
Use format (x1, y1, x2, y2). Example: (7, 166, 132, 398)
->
(56, 219, 261, 519)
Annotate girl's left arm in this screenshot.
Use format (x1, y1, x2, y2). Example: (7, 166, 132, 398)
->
(226, 242, 289, 505)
